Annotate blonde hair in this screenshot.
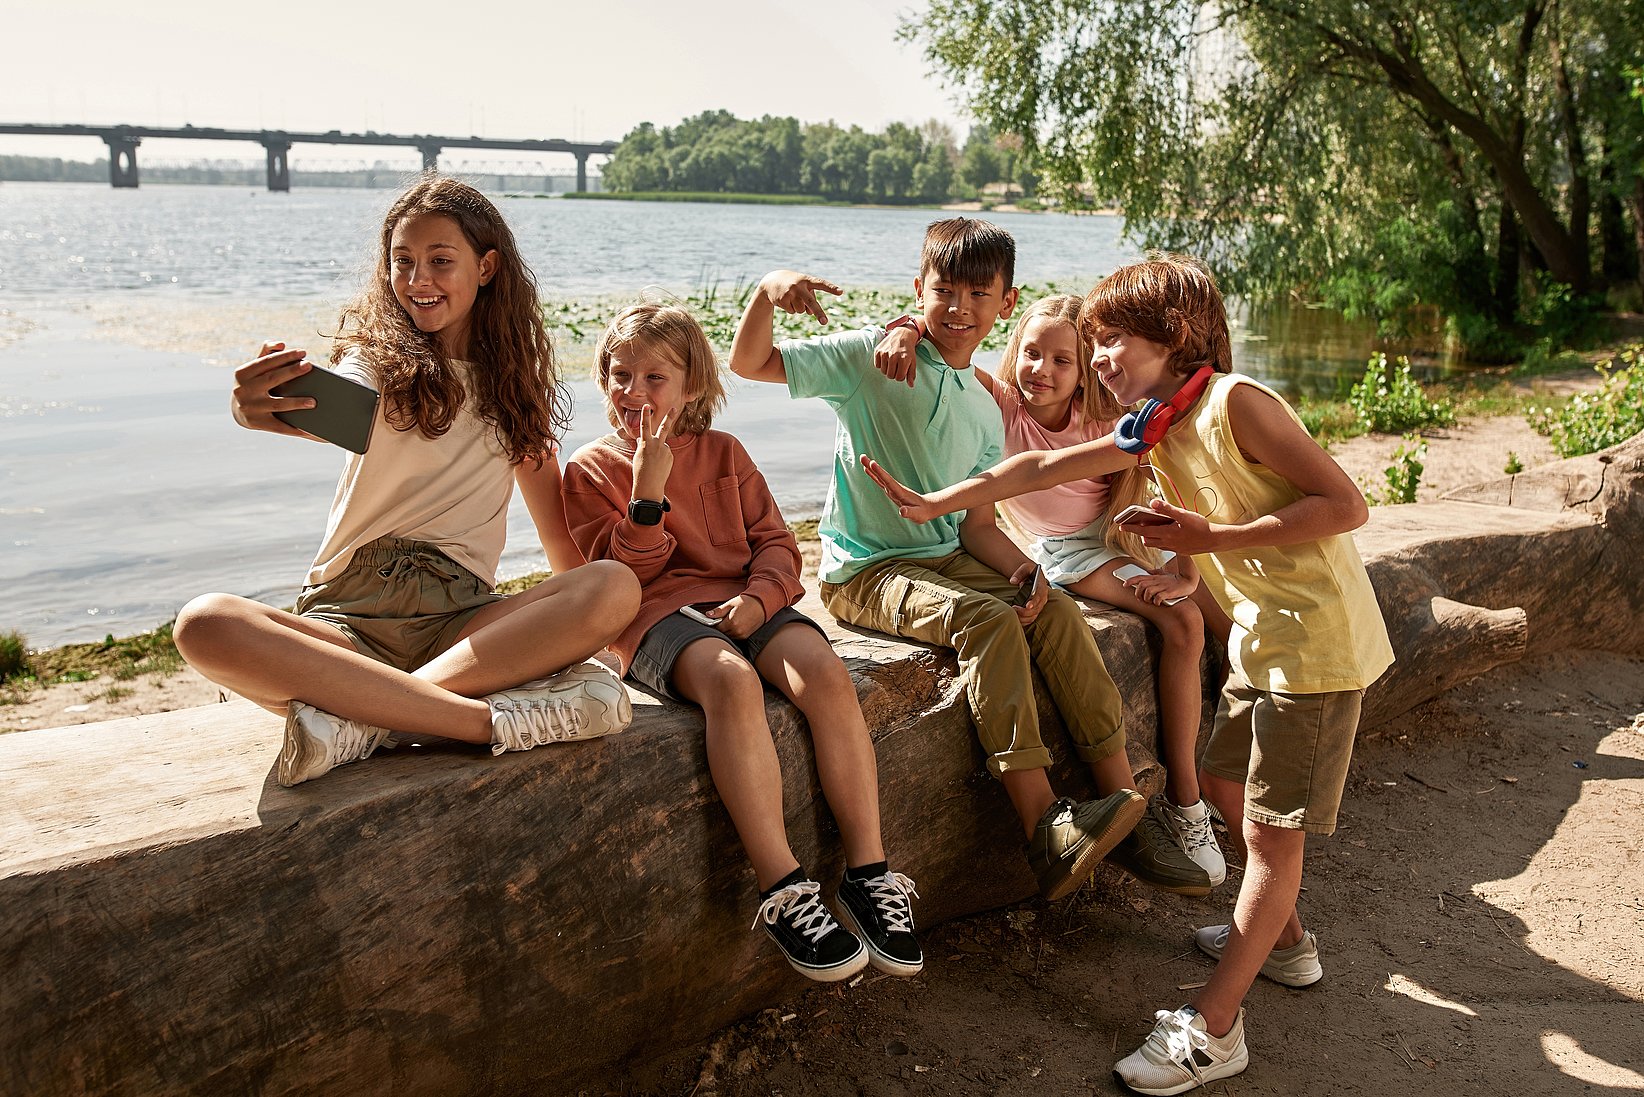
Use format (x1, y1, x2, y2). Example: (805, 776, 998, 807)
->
(592, 301, 727, 435)
(331, 173, 564, 466)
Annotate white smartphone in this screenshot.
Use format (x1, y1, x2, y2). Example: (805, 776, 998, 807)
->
(1113, 503, 1174, 526)
(1113, 562, 1186, 605)
(678, 605, 718, 626)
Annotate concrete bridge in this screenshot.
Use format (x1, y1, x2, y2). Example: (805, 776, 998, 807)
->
(0, 123, 617, 191)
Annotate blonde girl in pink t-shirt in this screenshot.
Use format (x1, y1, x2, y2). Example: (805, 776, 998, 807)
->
(880, 294, 1225, 892)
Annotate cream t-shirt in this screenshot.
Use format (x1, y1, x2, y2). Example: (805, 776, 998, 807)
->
(306, 355, 515, 587)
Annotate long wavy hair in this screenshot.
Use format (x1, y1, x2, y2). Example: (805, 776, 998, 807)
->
(330, 174, 566, 465)
(998, 294, 1157, 562)
(592, 301, 727, 436)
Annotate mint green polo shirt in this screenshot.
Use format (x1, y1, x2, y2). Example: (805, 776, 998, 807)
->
(781, 326, 1004, 584)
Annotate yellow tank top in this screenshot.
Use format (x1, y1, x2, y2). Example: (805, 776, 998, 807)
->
(1150, 374, 1394, 693)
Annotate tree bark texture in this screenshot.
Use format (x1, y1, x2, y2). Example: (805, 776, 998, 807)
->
(3, 434, 1641, 1095)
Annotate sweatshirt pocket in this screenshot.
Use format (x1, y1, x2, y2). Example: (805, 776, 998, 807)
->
(700, 475, 745, 548)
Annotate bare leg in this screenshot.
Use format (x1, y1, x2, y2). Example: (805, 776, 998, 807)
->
(1191, 820, 1306, 1037)
(174, 561, 637, 744)
(1000, 768, 1058, 837)
(1201, 770, 1247, 858)
(1067, 559, 1206, 806)
(672, 637, 800, 891)
(754, 624, 884, 869)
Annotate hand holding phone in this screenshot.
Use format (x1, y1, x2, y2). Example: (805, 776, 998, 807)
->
(271, 362, 380, 454)
(1113, 503, 1174, 527)
(679, 605, 719, 626)
(1013, 567, 1044, 608)
(1113, 562, 1187, 605)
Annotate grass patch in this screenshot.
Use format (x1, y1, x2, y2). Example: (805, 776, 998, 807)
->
(15, 622, 184, 692)
(543, 280, 1081, 359)
(559, 191, 836, 206)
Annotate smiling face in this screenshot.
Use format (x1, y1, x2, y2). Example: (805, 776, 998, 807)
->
(389, 212, 498, 359)
(1089, 323, 1178, 406)
(605, 344, 697, 441)
(1010, 314, 1083, 425)
(914, 269, 1018, 368)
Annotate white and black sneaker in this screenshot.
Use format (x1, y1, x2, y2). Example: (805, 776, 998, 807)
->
(753, 878, 869, 982)
(836, 869, 924, 976)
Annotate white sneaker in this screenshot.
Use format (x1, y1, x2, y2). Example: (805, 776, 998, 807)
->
(1114, 1006, 1249, 1095)
(278, 703, 391, 787)
(1160, 799, 1227, 887)
(1195, 924, 1323, 987)
(488, 659, 633, 754)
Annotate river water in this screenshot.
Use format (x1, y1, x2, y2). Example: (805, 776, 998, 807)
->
(1, 181, 1381, 647)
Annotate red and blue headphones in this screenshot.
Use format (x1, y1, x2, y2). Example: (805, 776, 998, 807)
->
(1113, 366, 1216, 456)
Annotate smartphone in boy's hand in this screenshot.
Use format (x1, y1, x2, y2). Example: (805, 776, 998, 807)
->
(1113, 503, 1174, 527)
(1013, 567, 1044, 607)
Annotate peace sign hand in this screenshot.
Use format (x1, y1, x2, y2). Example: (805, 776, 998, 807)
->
(631, 403, 674, 505)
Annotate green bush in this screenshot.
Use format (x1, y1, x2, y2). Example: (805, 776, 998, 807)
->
(1348, 353, 1457, 434)
(1529, 344, 1644, 457)
(0, 631, 27, 683)
(1504, 451, 1524, 475)
(1373, 435, 1427, 505)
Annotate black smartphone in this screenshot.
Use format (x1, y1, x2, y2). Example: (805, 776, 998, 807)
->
(1014, 567, 1044, 607)
(272, 363, 380, 455)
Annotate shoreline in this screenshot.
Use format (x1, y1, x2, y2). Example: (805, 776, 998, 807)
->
(1, 357, 1623, 735)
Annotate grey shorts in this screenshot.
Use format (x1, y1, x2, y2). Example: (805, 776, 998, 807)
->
(293, 537, 504, 672)
(629, 604, 826, 700)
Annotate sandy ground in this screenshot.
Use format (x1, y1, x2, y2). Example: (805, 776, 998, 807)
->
(6, 371, 1641, 1095)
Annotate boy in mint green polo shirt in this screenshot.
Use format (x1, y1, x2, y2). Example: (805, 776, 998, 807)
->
(729, 217, 1150, 902)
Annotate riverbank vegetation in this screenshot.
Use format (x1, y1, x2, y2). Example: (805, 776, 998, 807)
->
(600, 111, 1040, 206)
(5, 343, 1640, 707)
(909, 2, 1644, 363)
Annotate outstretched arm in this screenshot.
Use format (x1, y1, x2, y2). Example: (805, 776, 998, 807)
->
(231, 341, 324, 441)
(860, 435, 1135, 523)
(729, 269, 842, 385)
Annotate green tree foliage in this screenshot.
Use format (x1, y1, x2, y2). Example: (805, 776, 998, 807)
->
(602, 111, 1040, 205)
(905, 2, 1644, 355)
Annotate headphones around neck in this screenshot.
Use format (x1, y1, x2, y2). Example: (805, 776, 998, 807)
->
(1113, 366, 1216, 456)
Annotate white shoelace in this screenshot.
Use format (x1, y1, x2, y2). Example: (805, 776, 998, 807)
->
(859, 872, 920, 933)
(490, 696, 587, 753)
(753, 880, 838, 943)
(1170, 806, 1218, 854)
(329, 715, 384, 765)
(1142, 1008, 1210, 1076)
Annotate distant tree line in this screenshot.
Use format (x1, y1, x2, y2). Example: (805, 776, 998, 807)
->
(601, 111, 1041, 204)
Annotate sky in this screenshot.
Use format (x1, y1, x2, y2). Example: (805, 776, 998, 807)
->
(0, 0, 972, 172)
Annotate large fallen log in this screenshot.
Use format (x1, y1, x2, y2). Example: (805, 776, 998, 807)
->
(3, 433, 1640, 1096)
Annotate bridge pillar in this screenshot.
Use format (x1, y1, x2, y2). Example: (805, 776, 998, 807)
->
(575, 153, 588, 193)
(265, 140, 292, 192)
(104, 135, 140, 188)
(419, 144, 441, 172)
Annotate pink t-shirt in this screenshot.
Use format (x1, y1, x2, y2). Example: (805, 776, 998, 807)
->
(994, 381, 1116, 538)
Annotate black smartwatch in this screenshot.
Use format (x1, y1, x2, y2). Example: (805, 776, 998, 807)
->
(628, 497, 670, 526)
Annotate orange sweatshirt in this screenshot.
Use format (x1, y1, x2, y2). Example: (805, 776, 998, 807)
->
(562, 429, 806, 672)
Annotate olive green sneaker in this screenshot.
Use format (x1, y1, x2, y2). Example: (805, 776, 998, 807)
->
(1105, 804, 1216, 896)
(1028, 791, 1146, 901)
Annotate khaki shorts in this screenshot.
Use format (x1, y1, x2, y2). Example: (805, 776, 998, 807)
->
(294, 537, 504, 672)
(1200, 681, 1364, 835)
